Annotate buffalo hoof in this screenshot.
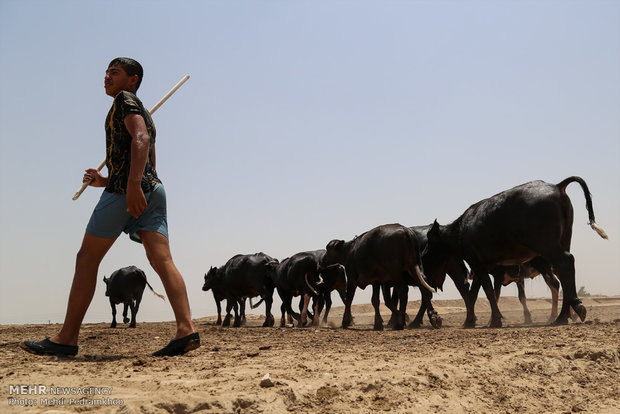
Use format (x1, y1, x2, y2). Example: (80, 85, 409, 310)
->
(573, 303, 587, 322)
(280, 318, 286, 327)
(463, 317, 477, 329)
(553, 316, 569, 325)
(110, 322, 117, 329)
(524, 315, 533, 325)
(129, 323, 136, 328)
(222, 316, 231, 327)
(430, 314, 442, 329)
(263, 316, 275, 327)
(123, 317, 130, 323)
(489, 318, 502, 328)
(373, 323, 384, 331)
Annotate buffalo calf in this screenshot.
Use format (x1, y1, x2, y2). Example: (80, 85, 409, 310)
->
(103, 266, 165, 328)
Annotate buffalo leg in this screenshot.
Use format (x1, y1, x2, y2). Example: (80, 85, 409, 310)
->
(466, 278, 481, 328)
(279, 290, 300, 326)
(109, 299, 117, 328)
(482, 273, 503, 327)
(239, 299, 247, 326)
(300, 294, 311, 327)
(280, 302, 287, 327)
(517, 280, 532, 324)
(131, 292, 143, 328)
(122, 303, 130, 324)
(473, 269, 503, 328)
(371, 284, 384, 331)
(215, 299, 222, 325)
(322, 293, 332, 324)
(448, 268, 473, 328)
(549, 250, 585, 324)
(544, 273, 560, 322)
(285, 296, 301, 324)
(421, 288, 442, 329)
(342, 278, 357, 329)
(410, 301, 426, 328)
(232, 300, 241, 327)
(394, 283, 408, 330)
(128, 300, 137, 328)
(493, 278, 502, 302)
(298, 296, 315, 324)
(312, 296, 320, 327)
(222, 300, 233, 327)
(381, 285, 398, 328)
(263, 291, 275, 327)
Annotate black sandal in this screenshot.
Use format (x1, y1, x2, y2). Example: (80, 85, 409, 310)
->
(21, 338, 78, 357)
(152, 332, 200, 357)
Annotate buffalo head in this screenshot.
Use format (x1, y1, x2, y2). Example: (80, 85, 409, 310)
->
(202, 266, 219, 291)
(322, 239, 347, 268)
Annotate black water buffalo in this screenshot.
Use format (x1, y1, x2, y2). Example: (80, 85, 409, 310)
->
(203, 253, 277, 327)
(382, 224, 472, 329)
(489, 257, 561, 324)
(103, 266, 165, 328)
(316, 256, 347, 325)
(272, 250, 328, 327)
(425, 176, 607, 327)
(286, 250, 348, 327)
(321, 223, 435, 330)
(204, 274, 249, 327)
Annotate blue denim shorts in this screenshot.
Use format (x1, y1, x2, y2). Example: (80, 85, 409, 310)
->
(86, 183, 168, 243)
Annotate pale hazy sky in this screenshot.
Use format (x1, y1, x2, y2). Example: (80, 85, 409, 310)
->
(1, 1, 618, 325)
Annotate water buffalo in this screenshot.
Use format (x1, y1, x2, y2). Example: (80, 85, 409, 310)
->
(202, 253, 277, 327)
(103, 266, 165, 328)
(272, 250, 327, 327)
(321, 223, 435, 330)
(425, 176, 607, 327)
(392, 225, 472, 328)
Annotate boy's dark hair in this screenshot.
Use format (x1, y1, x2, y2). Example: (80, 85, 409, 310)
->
(108, 57, 144, 90)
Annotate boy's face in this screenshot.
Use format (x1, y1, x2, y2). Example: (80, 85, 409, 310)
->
(104, 63, 138, 97)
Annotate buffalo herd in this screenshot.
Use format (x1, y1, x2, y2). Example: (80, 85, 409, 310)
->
(109, 176, 609, 330)
(201, 176, 608, 330)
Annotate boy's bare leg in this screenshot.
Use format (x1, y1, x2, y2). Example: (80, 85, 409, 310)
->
(51, 233, 116, 346)
(139, 230, 196, 339)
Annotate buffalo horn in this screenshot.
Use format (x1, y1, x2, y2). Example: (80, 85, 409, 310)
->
(304, 273, 318, 295)
(415, 265, 436, 293)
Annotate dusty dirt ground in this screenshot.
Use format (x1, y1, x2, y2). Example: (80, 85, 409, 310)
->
(1, 295, 619, 414)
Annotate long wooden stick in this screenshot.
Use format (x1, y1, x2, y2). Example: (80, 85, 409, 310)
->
(72, 74, 190, 200)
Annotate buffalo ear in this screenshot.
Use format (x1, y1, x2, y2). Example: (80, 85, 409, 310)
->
(427, 220, 441, 242)
(326, 239, 344, 250)
(103, 276, 109, 283)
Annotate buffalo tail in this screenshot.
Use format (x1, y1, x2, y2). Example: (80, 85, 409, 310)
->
(145, 281, 166, 301)
(250, 297, 264, 309)
(557, 176, 608, 240)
